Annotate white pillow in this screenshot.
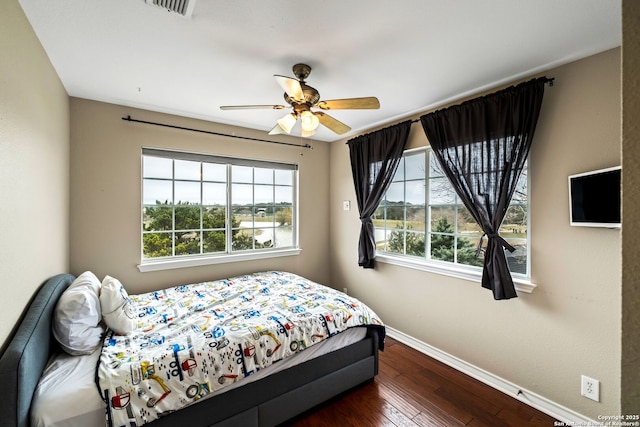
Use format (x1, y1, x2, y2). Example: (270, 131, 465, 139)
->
(100, 276, 136, 334)
(52, 271, 104, 356)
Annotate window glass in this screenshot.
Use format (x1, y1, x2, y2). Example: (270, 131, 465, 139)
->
(142, 149, 297, 261)
(254, 168, 274, 184)
(174, 181, 200, 204)
(392, 158, 405, 182)
(377, 148, 529, 277)
(143, 180, 172, 205)
(275, 185, 293, 204)
(143, 156, 172, 179)
(203, 162, 226, 181)
(202, 183, 226, 206)
(385, 182, 404, 205)
(405, 152, 425, 180)
(429, 178, 456, 204)
(406, 206, 426, 231)
(232, 184, 253, 205)
(405, 180, 425, 206)
(275, 169, 293, 185)
(175, 160, 200, 180)
(255, 185, 274, 204)
(232, 165, 253, 183)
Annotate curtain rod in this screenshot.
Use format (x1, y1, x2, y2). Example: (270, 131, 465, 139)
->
(409, 77, 555, 124)
(121, 116, 313, 150)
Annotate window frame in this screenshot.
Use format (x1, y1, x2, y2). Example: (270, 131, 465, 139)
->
(138, 148, 301, 272)
(375, 146, 536, 293)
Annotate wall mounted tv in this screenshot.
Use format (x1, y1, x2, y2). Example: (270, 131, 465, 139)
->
(568, 166, 621, 228)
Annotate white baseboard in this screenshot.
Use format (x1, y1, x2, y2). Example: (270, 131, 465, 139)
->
(385, 326, 594, 425)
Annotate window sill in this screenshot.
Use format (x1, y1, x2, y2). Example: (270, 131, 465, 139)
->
(375, 253, 537, 294)
(138, 248, 302, 272)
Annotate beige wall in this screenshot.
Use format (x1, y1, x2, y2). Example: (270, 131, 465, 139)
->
(69, 99, 330, 293)
(3, 0, 635, 418)
(621, 0, 640, 414)
(329, 49, 622, 418)
(0, 1, 70, 348)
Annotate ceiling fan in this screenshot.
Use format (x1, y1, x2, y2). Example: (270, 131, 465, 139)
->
(220, 63, 380, 138)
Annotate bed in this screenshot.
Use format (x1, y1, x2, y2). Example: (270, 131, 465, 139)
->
(0, 271, 384, 427)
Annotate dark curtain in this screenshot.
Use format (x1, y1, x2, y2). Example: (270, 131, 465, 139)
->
(420, 77, 548, 300)
(347, 121, 412, 268)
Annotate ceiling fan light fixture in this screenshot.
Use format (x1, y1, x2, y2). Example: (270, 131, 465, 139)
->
(268, 123, 286, 135)
(300, 111, 319, 132)
(276, 113, 297, 134)
(301, 128, 315, 138)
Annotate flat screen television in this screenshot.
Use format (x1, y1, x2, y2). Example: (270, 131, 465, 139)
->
(568, 166, 621, 228)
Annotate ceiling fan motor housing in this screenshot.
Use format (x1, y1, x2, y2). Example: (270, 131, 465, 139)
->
(284, 83, 320, 108)
(292, 63, 312, 80)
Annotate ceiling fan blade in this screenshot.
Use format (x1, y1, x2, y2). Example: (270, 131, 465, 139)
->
(315, 112, 351, 135)
(316, 97, 380, 110)
(220, 105, 287, 110)
(274, 75, 304, 102)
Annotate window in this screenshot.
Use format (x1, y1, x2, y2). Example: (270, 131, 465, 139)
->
(374, 147, 529, 278)
(141, 148, 298, 269)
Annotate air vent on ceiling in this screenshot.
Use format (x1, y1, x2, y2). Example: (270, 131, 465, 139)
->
(145, 0, 196, 18)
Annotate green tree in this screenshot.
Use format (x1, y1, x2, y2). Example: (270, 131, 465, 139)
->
(232, 231, 269, 251)
(430, 216, 483, 267)
(430, 216, 455, 262)
(143, 232, 172, 258)
(143, 201, 255, 258)
(388, 224, 425, 256)
(385, 205, 404, 221)
(144, 202, 172, 231)
(275, 206, 292, 226)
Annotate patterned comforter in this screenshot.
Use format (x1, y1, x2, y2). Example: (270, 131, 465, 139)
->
(96, 271, 384, 426)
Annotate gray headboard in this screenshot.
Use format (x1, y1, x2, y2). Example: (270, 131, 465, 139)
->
(0, 273, 75, 427)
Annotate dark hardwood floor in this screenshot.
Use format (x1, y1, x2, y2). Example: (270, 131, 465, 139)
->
(282, 337, 559, 427)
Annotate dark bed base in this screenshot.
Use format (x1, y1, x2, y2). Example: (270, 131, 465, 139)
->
(155, 328, 380, 427)
(0, 273, 383, 427)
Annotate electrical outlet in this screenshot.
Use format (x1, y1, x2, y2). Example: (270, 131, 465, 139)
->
(343, 287, 348, 295)
(581, 375, 600, 402)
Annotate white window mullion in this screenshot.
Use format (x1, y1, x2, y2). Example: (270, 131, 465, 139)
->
(251, 168, 256, 250)
(425, 151, 432, 261)
(199, 162, 204, 255)
(172, 159, 176, 257)
(226, 164, 232, 254)
(453, 201, 459, 265)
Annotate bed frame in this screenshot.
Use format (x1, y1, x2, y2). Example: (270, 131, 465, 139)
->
(0, 273, 383, 427)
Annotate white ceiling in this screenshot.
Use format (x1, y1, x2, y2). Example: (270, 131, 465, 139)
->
(19, 0, 621, 142)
